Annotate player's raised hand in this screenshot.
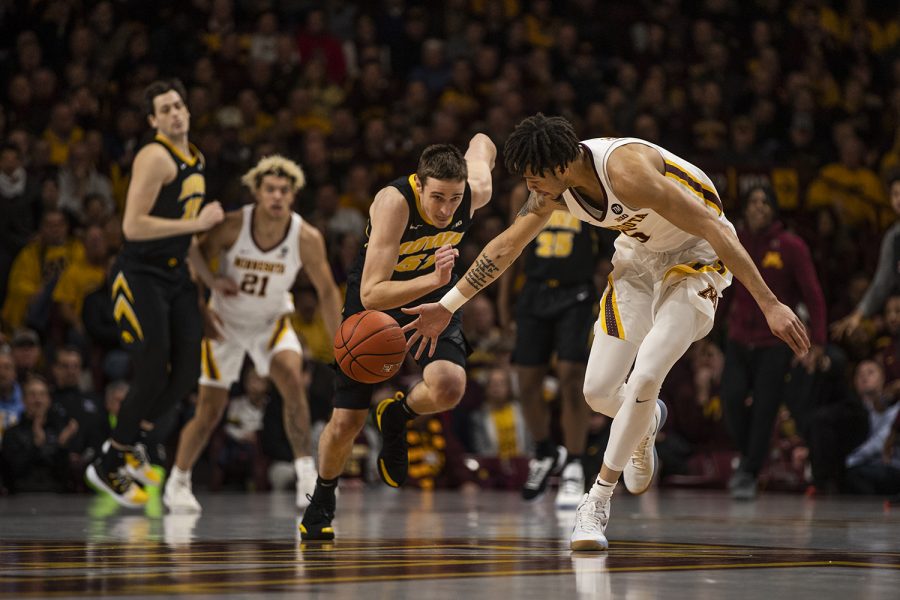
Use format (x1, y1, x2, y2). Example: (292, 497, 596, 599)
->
(213, 275, 239, 296)
(432, 244, 459, 287)
(764, 301, 810, 357)
(401, 302, 453, 359)
(197, 201, 225, 230)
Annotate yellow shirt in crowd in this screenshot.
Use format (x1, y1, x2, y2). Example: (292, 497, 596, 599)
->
(2, 240, 85, 331)
(806, 163, 892, 230)
(52, 261, 106, 320)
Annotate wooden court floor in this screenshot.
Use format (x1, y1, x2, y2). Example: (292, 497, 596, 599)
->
(1, 487, 898, 599)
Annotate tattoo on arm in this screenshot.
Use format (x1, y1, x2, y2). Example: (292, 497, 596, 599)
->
(517, 191, 545, 217)
(465, 253, 500, 290)
(517, 191, 564, 217)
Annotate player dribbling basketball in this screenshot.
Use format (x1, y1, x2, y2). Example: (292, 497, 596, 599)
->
(300, 135, 496, 541)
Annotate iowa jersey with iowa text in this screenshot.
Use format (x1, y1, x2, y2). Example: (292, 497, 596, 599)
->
(346, 174, 472, 308)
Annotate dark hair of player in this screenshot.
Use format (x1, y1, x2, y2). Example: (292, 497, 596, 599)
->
(504, 113, 580, 177)
(142, 78, 189, 117)
(417, 144, 467, 185)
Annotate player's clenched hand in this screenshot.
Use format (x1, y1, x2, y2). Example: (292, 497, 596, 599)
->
(764, 301, 810, 357)
(213, 275, 239, 296)
(401, 302, 453, 359)
(432, 244, 459, 287)
(197, 201, 225, 230)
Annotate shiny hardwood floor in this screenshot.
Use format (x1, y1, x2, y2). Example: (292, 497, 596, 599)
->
(1, 486, 898, 599)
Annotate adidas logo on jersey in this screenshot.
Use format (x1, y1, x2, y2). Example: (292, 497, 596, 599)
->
(452, 220, 462, 228)
(409, 224, 423, 230)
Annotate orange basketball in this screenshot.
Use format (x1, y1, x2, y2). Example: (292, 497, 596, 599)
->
(334, 310, 408, 384)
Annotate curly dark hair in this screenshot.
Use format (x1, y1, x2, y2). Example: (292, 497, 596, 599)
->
(503, 113, 580, 177)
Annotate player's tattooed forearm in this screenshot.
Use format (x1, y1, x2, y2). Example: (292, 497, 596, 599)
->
(465, 254, 500, 290)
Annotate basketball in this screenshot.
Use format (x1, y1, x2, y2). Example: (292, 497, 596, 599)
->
(334, 310, 408, 384)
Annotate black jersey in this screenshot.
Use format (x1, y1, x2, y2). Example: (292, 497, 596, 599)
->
(346, 174, 472, 309)
(523, 209, 597, 284)
(120, 135, 206, 266)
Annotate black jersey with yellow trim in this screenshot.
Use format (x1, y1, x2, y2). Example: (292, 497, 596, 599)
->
(120, 134, 206, 266)
(346, 174, 472, 308)
(523, 209, 597, 284)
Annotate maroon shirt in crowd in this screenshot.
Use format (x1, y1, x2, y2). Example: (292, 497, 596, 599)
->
(727, 221, 827, 347)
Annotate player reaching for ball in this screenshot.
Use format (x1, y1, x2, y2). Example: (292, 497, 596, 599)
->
(300, 134, 496, 540)
(163, 155, 341, 513)
(402, 114, 809, 551)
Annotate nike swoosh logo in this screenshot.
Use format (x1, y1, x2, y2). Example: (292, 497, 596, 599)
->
(635, 398, 653, 403)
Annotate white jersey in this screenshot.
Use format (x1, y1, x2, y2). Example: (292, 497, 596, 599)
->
(561, 137, 733, 253)
(210, 204, 302, 328)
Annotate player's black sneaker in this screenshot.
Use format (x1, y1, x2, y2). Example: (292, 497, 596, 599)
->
(522, 445, 568, 501)
(374, 392, 410, 488)
(299, 495, 335, 541)
(86, 452, 149, 508)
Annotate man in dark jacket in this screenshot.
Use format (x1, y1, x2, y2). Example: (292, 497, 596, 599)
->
(1, 375, 80, 492)
(722, 185, 827, 500)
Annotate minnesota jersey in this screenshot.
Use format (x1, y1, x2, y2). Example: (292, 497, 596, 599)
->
(210, 204, 302, 327)
(346, 174, 472, 308)
(120, 134, 206, 263)
(523, 210, 596, 284)
(561, 137, 733, 253)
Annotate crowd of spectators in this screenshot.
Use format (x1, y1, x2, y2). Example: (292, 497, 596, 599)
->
(2, 0, 900, 499)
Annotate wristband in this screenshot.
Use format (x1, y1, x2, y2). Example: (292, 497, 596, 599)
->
(438, 287, 469, 313)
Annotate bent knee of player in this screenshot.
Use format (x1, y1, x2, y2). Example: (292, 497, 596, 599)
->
(326, 409, 368, 442)
(582, 373, 620, 416)
(626, 372, 663, 404)
(428, 373, 466, 410)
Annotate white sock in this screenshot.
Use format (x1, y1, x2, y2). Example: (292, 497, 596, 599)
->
(590, 475, 617, 499)
(295, 456, 314, 478)
(172, 466, 191, 483)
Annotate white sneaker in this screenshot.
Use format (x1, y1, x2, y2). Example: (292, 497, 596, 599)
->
(295, 457, 317, 510)
(555, 461, 585, 509)
(163, 474, 201, 514)
(623, 399, 668, 495)
(570, 491, 611, 551)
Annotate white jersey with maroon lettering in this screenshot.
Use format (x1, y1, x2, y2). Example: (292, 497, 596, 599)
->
(561, 137, 734, 254)
(201, 204, 303, 388)
(210, 204, 302, 328)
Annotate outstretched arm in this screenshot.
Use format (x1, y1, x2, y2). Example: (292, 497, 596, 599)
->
(401, 192, 558, 357)
(606, 143, 810, 357)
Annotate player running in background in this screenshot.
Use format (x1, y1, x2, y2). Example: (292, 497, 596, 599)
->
(498, 183, 599, 507)
(86, 79, 224, 507)
(163, 155, 341, 512)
